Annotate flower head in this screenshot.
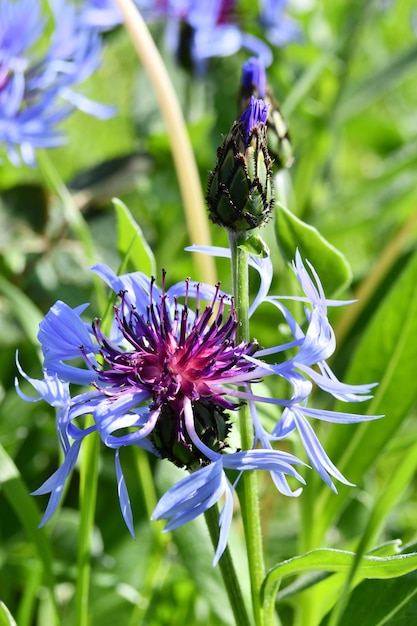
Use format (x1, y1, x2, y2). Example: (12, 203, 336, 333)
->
(82, 270, 259, 468)
(0, 0, 115, 166)
(17, 249, 379, 563)
(16, 258, 301, 554)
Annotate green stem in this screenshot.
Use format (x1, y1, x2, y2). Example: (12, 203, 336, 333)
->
(113, 0, 216, 286)
(75, 428, 100, 626)
(204, 506, 252, 626)
(229, 230, 266, 626)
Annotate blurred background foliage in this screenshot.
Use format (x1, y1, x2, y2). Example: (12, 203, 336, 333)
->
(2, 0, 417, 624)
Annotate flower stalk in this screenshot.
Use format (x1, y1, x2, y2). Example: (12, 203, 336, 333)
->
(112, 0, 216, 285)
(204, 506, 252, 626)
(229, 230, 266, 626)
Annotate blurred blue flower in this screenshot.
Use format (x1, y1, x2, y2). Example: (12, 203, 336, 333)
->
(16, 250, 378, 563)
(259, 0, 303, 48)
(84, 0, 300, 71)
(158, 0, 274, 71)
(81, 0, 125, 30)
(0, 0, 115, 166)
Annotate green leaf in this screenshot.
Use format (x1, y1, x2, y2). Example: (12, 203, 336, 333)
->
(268, 543, 406, 626)
(310, 248, 417, 547)
(113, 198, 156, 276)
(276, 541, 404, 603)
(336, 43, 417, 122)
(320, 567, 417, 626)
(263, 547, 417, 605)
(0, 602, 17, 626)
(275, 202, 352, 296)
(0, 275, 43, 358)
(282, 48, 336, 117)
(238, 235, 270, 258)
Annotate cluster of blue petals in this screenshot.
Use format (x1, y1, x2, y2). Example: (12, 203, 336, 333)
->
(0, 0, 114, 166)
(17, 248, 379, 565)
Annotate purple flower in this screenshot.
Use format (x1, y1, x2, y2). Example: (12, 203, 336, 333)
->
(0, 0, 115, 166)
(16, 250, 379, 562)
(239, 95, 269, 145)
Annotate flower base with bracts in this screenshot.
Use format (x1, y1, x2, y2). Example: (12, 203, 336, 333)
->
(16, 249, 380, 563)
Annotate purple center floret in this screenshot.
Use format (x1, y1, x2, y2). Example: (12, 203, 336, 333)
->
(89, 275, 257, 413)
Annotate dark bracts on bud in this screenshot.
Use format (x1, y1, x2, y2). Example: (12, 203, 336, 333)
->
(150, 399, 232, 470)
(206, 113, 274, 231)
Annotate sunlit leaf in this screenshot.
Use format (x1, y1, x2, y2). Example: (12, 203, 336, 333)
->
(263, 547, 417, 606)
(0, 602, 17, 626)
(319, 564, 417, 626)
(114, 198, 156, 276)
(275, 202, 352, 296)
(0, 276, 43, 358)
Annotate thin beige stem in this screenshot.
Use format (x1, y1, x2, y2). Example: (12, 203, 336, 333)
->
(334, 207, 417, 344)
(113, 0, 216, 285)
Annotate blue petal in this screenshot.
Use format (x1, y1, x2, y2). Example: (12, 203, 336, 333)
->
(15, 355, 70, 408)
(32, 440, 82, 525)
(94, 396, 157, 448)
(298, 362, 377, 402)
(115, 449, 135, 538)
(240, 57, 266, 98)
(152, 462, 222, 520)
(291, 408, 352, 491)
(222, 449, 306, 482)
(213, 479, 234, 566)
(60, 88, 116, 119)
(90, 263, 154, 314)
(38, 301, 98, 384)
(301, 405, 383, 424)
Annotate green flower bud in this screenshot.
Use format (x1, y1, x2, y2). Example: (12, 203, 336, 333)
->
(206, 96, 274, 231)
